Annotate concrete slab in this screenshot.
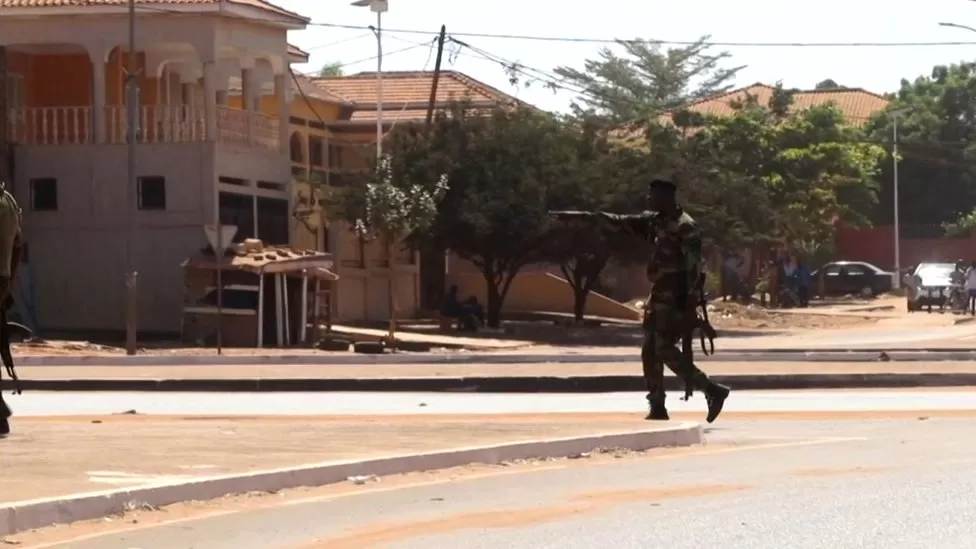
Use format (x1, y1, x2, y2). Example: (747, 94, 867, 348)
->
(0, 416, 701, 536)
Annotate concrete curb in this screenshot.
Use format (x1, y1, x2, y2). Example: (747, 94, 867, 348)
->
(12, 349, 976, 367)
(0, 423, 703, 537)
(4, 372, 976, 392)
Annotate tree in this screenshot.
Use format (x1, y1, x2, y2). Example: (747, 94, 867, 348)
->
(815, 79, 845, 90)
(942, 208, 976, 237)
(688, 87, 885, 252)
(418, 104, 576, 328)
(546, 118, 648, 321)
(657, 86, 886, 256)
(552, 36, 745, 123)
(324, 155, 448, 343)
(317, 62, 344, 77)
(866, 62, 976, 237)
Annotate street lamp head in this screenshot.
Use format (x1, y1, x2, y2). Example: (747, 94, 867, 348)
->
(888, 107, 911, 118)
(939, 21, 976, 33)
(351, 0, 388, 13)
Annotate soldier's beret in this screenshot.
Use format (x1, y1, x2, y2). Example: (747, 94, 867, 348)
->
(648, 179, 677, 194)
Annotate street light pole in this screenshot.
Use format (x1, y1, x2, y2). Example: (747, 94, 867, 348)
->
(888, 107, 910, 289)
(352, 0, 388, 161)
(125, 0, 139, 354)
(892, 114, 901, 289)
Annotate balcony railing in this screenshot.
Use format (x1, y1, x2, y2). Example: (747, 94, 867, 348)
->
(8, 105, 281, 151)
(216, 106, 281, 152)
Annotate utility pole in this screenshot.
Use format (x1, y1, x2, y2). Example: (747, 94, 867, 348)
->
(420, 25, 447, 312)
(124, 0, 139, 355)
(424, 25, 447, 132)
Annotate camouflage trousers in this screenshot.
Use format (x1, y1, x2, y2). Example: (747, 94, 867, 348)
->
(641, 301, 711, 406)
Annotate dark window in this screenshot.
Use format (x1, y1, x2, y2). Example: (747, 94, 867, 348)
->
(137, 176, 167, 210)
(29, 178, 57, 211)
(218, 191, 255, 242)
(256, 196, 289, 245)
(327, 144, 343, 170)
(309, 136, 324, 167)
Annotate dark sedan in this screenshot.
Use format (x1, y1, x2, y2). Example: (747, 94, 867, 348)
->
(812, 261, 895, 298)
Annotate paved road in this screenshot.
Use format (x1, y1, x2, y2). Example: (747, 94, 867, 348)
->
(18, 418, 975, 549)
(5, 389, 976, 416)
(720, 322, 976, 350)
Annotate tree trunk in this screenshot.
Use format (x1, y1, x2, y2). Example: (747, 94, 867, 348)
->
(485, 279, 502, 329)
(572, 286, 589, 322)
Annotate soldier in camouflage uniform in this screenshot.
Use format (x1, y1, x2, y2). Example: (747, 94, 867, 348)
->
(638, 180, 728, 423)
(0, 181, 21, 437)
(552, 179, 730, 423)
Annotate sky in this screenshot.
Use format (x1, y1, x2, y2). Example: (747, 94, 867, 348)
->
(276, 0, 976, 112)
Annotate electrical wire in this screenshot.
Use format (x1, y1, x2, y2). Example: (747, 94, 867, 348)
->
(98, 3, 976, 49)
(302, 32, 374, 52)
(310, 22, 976, 48)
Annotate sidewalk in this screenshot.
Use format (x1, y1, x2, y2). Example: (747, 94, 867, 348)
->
(6, 361, 976, 392)
(0, 415, 700, 536)
(14, 361, 976, 381)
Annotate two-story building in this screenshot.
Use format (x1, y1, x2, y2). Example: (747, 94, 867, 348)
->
(1, 0, 306, 333)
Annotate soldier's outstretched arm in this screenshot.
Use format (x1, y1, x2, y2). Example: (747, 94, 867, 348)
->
(550, 210, 653, 237)
(596, 212, 654, 237)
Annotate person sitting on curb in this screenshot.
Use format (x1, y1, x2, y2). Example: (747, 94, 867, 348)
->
(440, 286, 485, 332)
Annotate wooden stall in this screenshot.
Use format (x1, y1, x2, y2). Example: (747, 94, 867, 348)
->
(181, 240, 338, 347)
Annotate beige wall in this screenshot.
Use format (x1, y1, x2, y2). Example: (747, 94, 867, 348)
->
(445, 253, 637, 320)
(15, 143, 217, 332)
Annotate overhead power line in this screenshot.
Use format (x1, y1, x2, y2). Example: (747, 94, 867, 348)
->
(310, 22, 976, 48)
(120, 4, 976, 48)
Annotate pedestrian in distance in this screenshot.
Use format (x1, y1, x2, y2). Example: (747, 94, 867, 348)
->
(965, 261, 976, 316)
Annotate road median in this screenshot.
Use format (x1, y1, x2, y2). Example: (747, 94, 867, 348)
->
(5, 362, 976, 392)
(0, 416, 701, 536)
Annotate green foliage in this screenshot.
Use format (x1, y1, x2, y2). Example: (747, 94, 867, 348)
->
(943, 208, 976, 237)
(324, 155, 448, 243)
(386, 103, 576, 327)
(866, 62, 976, 236)
(317, 62, 344, 78)
(552, 36, 744, 123)
(545, 117, 649, 319)
(650, 85, 886, 253)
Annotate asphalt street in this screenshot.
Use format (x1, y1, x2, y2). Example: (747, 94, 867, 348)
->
(19, 418, 976, 549)
(5, 389, 976, 416)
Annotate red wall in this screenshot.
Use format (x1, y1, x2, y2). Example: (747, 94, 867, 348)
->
(836, 225, 976, 272)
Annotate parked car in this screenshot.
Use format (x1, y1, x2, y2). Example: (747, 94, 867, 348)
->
(811, 261, 894, 298)
(907, 262, 957, 312)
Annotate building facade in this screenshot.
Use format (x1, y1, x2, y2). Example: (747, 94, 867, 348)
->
(1, 0, 303, 333)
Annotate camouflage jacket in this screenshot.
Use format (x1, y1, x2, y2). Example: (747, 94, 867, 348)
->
(647, 208, 703, 305)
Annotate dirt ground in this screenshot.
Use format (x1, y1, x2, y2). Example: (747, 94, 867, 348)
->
(14, 361, 976, 382)
(8, 297, 908, 356)
(0, 416, 667, 505)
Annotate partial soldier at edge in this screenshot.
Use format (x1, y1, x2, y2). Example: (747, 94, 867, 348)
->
(0, 180, 21, 437)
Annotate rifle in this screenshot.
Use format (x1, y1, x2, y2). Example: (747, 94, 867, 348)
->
(549, 210, 662, 238)
(679, 272, 717, 400)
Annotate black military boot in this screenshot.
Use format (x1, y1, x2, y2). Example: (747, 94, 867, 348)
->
(645, 401, 670, 421)
(0, 400, 10, 437)
(704, 383, 730, 424)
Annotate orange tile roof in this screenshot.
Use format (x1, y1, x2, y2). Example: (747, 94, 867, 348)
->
(291, 72, 351, 106)
(287, 43, 310, 61)
(312, 70, 523, 122)
(0, 0, 308, 21)
(661, 83, 889, 127)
